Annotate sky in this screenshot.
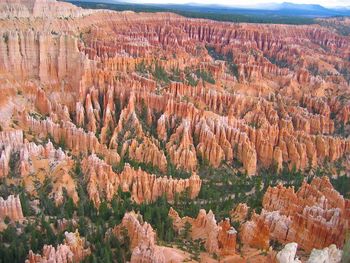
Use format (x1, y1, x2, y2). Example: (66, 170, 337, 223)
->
(130, 0, 350, 8)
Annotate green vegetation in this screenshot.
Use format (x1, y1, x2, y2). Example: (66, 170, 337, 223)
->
(342, 233, 350, 263)
(206, 46, 239, 80)
(0, 216, 66, 263)
(0, 140, 349, 263)
(28, 111, 47, 121)
(169, 66, 181, 82)
(336, 65, 350, 85)
(318, 18, 350, 36)
(135, 60, 148, 75)
(153, 62, 170, 85)
(307, 63, 319, 76)
(331, 174, 350, 199)
(195, 69, 215, 84)
(135, 61, 182, 86)
(135, 60, 216, 87)
(8, 152, 19, 178)
(65, 1, 316, 25)
(264, 54, 290, 69)
(185, 67, 198, 86)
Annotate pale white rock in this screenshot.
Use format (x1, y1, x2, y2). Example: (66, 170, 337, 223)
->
(277, 243, 301, 263)
(307, 244, 342, 263)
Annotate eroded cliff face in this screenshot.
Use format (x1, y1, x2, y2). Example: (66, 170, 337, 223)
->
(0, 0, 95, 18)
(1, 5, 349, 175)
(0, 0, 349, 262)
(241, 176, 350, 252)
(0, 30, 90, 90)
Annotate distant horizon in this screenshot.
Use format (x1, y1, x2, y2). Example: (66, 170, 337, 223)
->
(127, 0, 349, 8)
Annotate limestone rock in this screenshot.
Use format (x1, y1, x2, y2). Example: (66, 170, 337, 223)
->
(307, 244, 342, 263)
(0, 195, 24, 222)
(276, 243, 301, 263)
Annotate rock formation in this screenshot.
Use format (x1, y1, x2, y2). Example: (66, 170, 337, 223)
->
(25, 230, 90, 263)
(242, 177, 350, 252)
(82, 154, 201, 207)
(0, 0, 95, 18)
(19, 112, 120, 166)
(0, 195, 24, 221)
(276, 243, 301, 263)
(166, 119, 198, 171)
(0, 129, 79, 205)
(276, 243, 343, 263)
(307, 244, 342, 263)
(110, 94, 167, 172)
(1, 1, 348, 175)
(110, 211, 191, 263)
(0, 0, 349, 261)
(168, 207, 237, 255)
(0, 130, 23, 177)
(230, 203, 249, 223)
(240, 211, 270, 250)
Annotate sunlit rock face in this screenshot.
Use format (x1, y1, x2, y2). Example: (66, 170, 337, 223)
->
(0, 0, 95, 18)
(242, 177, 349, 252)
(0, 0, 349, 262)
(276, 243, 343, 263)
(1, 0, 350, 177)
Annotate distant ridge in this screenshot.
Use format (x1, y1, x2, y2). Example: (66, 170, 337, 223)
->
(66, 0, 350, 17)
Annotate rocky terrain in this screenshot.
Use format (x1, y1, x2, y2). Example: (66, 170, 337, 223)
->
(0, 0, 349, 262)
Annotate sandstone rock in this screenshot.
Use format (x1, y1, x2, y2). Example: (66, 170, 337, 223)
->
(0, 30, 88, 88)
(0, 3, 349, 263)
(0, 130, 23, 177)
